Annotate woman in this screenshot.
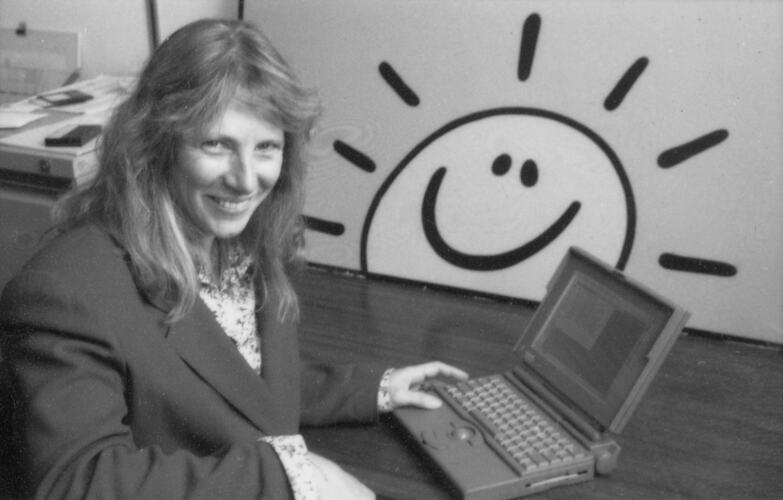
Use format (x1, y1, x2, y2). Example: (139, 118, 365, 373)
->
(0, 19, 466, 499)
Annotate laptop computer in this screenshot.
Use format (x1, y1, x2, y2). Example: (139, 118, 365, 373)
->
(393, 246, 690, 499)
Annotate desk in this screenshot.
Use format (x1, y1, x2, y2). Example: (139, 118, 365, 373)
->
(294, 267, 783, 499)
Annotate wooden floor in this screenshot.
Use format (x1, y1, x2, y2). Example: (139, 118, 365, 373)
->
(294, 266, 783, 500)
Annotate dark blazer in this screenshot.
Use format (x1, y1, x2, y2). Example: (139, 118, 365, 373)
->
(0, 224, 384, 499)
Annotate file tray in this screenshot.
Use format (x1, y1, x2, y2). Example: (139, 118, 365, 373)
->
(0, 27, 80, 103)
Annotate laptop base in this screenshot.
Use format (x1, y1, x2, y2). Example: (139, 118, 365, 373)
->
(394, 376, 596, 500)
(394, 388, 595, 500)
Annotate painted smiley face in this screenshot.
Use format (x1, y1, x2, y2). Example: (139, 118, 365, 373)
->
(361, 108, 635, 300)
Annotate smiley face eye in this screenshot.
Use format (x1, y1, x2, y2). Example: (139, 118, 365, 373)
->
(520, 159, 539, 187)
(492, 153, 512, 176)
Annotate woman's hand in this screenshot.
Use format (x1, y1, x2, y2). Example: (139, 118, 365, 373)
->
(387, 361, 469, 410)
(308, 452, 375, 499)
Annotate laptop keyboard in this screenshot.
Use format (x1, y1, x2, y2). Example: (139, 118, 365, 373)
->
(444, 375, 590, 473)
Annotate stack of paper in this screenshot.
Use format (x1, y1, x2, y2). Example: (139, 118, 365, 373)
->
(3, 74, 136, 117)
(0, 110, 111, 185)
(0, 75, 135, 186)
(0, 111, 45, 129)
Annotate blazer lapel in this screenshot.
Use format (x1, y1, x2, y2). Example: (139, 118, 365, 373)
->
(165, 297, 290, 433)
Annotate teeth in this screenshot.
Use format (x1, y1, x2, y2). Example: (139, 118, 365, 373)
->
(211, 197, 251, 212)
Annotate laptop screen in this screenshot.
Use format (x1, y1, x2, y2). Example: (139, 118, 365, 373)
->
(515, 248, 686, 432)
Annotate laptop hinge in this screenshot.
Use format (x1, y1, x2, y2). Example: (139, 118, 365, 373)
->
(506, 366, 604, 443)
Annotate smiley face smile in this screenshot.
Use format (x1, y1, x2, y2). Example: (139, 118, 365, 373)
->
(421, 166, 581, 271)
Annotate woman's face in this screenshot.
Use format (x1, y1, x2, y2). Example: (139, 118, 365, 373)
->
(172, 101, 284, 253)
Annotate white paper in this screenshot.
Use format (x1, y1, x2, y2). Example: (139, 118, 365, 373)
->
(32, 75, 136, 114)
(0, 109, 111, 156)
(0, 111, 46, 129)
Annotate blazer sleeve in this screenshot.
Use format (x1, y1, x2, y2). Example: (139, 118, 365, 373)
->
(298, 360, 386, 427)
(0, 269, 294, 500)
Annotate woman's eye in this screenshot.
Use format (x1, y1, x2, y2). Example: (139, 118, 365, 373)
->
(201, 140, 227, 152)
(257, 141, 282, 153)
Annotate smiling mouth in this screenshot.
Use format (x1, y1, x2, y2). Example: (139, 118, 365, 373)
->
(421, 166, 581, 271)
(207, 195, 254, 214)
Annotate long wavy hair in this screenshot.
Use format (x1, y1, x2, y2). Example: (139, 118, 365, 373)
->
(54, 19, 321, 323)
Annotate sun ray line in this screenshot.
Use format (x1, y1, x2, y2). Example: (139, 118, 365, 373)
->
(333, 140, 376, 172)
(604, 57, 649, 111)
(657, 129, 729, 168)
(378, 61, 420, 106)
(518, 13, 541, 81)
(659, 252, 737, 277)
(303, 215, 345, 236)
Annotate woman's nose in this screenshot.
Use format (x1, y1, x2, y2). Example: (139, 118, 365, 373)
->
(225, 153, 258, 194)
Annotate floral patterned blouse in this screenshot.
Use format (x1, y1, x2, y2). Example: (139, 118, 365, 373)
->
(198, 248, 261, 374)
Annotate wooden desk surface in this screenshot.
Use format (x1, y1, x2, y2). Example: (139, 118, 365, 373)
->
(295, 267, 783, 500)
